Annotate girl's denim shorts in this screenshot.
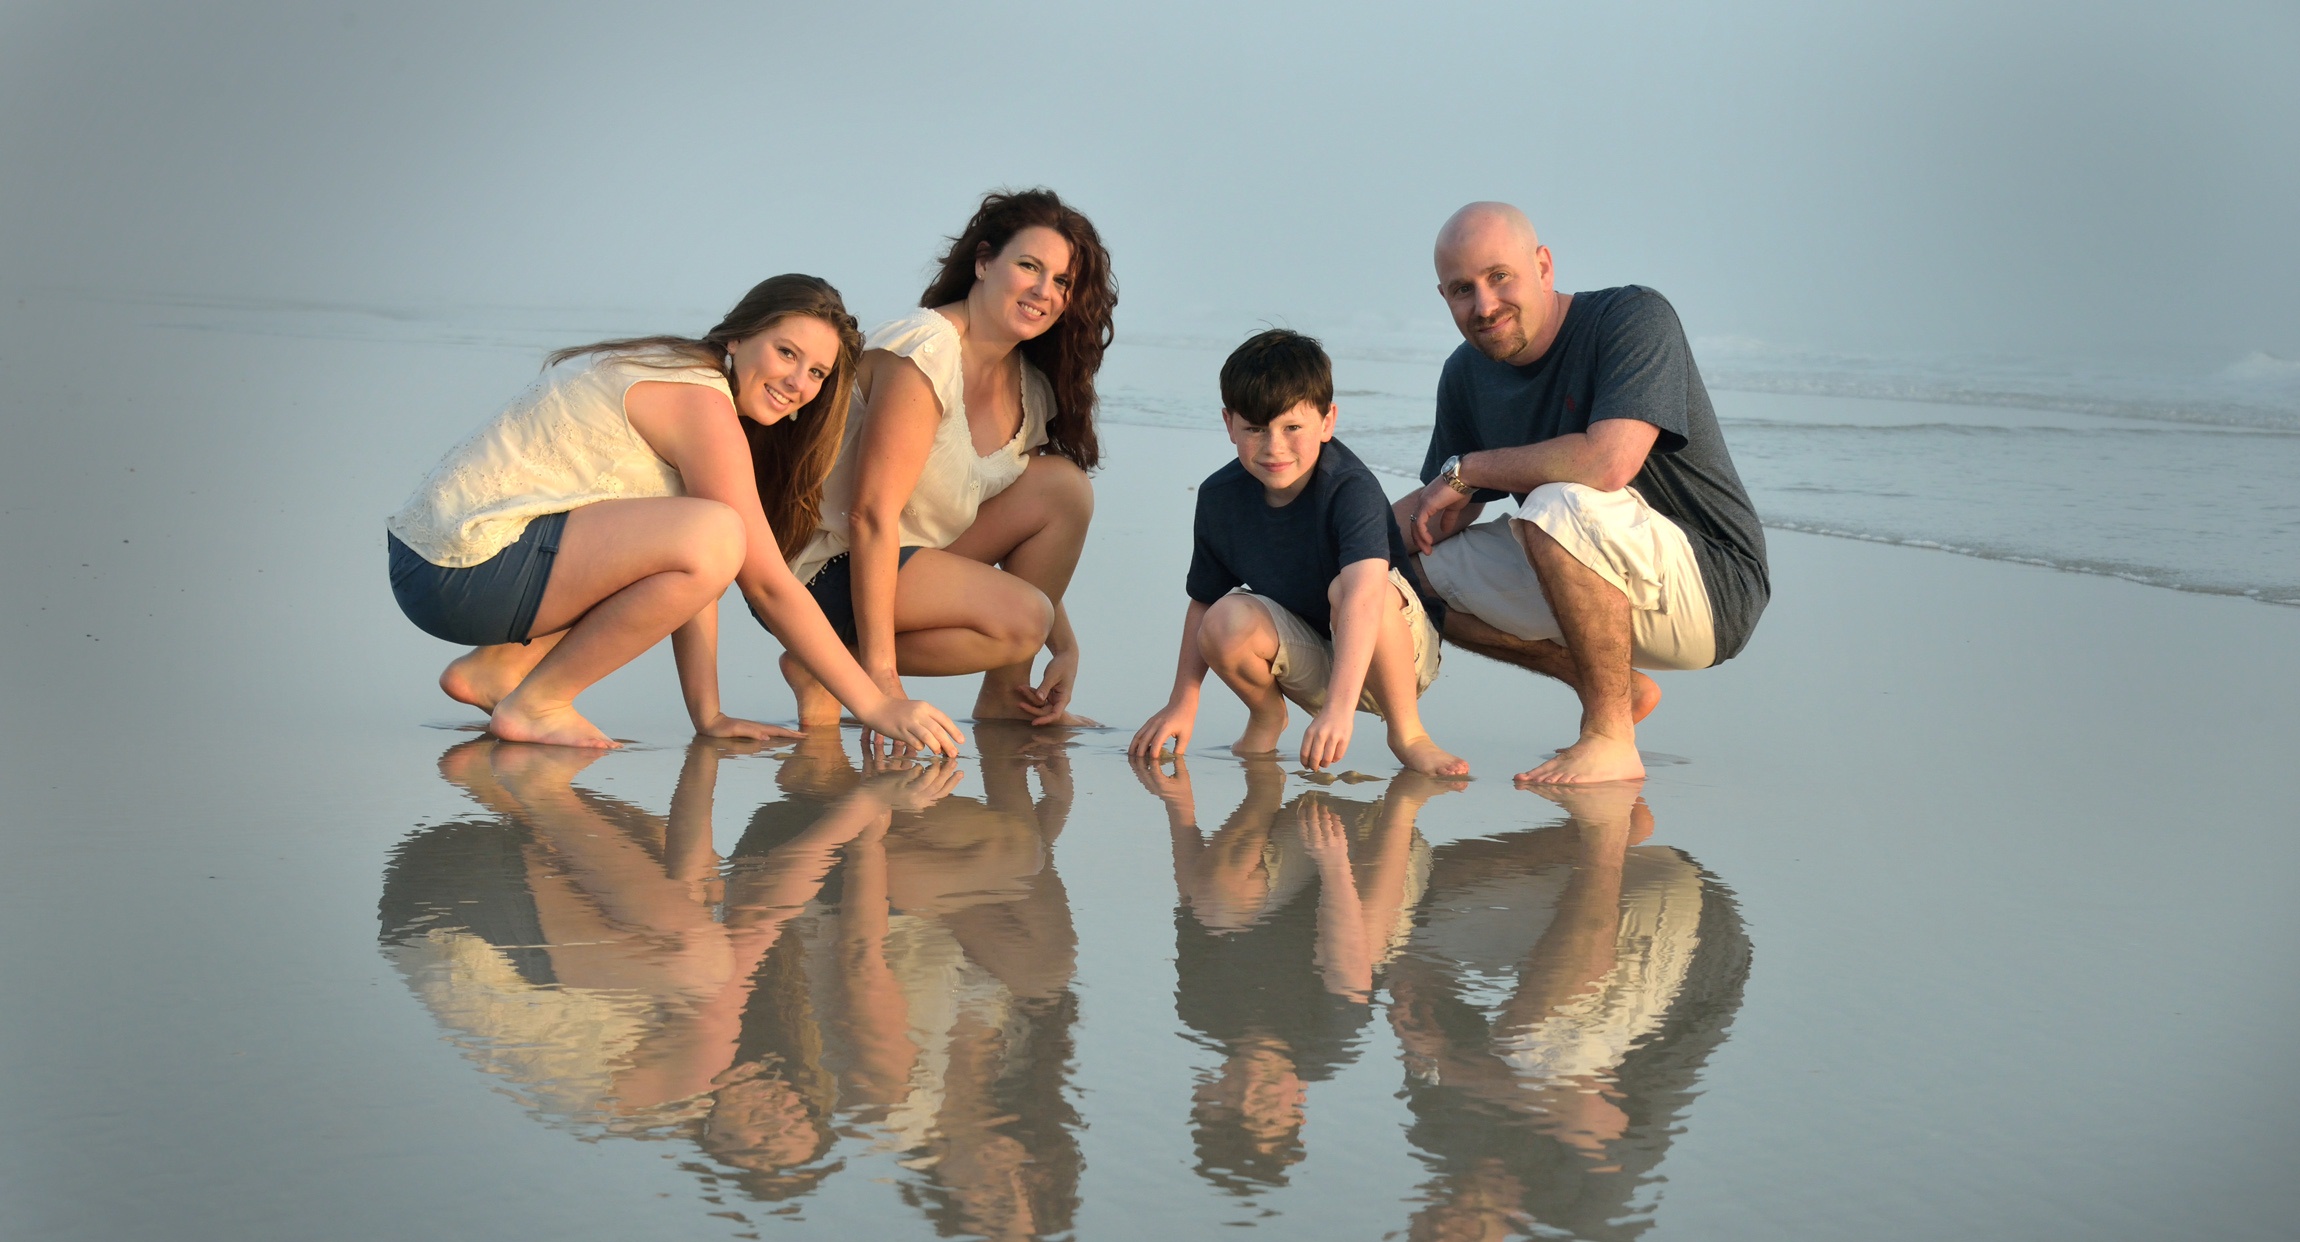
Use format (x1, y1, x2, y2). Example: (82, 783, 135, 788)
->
(388, 511, 568, 646)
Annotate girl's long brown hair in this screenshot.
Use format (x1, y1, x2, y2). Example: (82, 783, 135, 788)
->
(919, 188, 1117, 471)
(547, 274, 865, 562)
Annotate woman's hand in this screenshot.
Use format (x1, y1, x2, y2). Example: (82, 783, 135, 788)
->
(1018, 644, 1082, 726)
(695, 713, 804, 743)
(857, 696, 967, 759)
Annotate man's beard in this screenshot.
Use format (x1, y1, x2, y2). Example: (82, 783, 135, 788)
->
(1470, 311, 1531, 362)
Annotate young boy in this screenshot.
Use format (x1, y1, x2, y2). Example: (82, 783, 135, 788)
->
(1129, 330, 1468, 777)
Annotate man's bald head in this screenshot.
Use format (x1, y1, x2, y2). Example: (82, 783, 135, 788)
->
(1434, 201, 1560, 365)
(1434, 201, 1541, 268)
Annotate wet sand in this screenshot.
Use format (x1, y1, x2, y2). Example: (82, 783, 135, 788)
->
(2, 300, 2297, 1239)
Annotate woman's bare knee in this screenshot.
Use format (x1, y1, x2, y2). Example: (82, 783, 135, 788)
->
(684, 500, 746, 584)
(1028, 453, 1095, 522)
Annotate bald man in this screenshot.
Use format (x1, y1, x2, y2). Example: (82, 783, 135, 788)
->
(1394, 203, 1769, 783)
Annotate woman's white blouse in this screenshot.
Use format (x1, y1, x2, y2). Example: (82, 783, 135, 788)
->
(791, 308, 1052, 584)
(387, 352, 730, 568)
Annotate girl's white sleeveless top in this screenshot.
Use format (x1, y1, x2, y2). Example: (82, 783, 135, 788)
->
(387, 351, 732, 568)
(790, 308, 1052, 584)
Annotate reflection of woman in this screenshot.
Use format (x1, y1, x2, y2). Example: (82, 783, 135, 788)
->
(384, 275, 962, 753)
(378, 729, 1082, 1236)
(1136, 756, 1453, 1192)
(782, 189, 1117, 729)
(1385, 784, 1752, 1241)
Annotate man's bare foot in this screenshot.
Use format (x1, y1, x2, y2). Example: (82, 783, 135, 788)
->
(439, 639, 555, 713)
(1631, 672, 1661, 724)
(779, 653, 843, 727)
(1387, 728, 1470, 778)
(489, 694, 618, 749)
(1231, 704, 1288, 757)
(1516, 732, 1644, 784)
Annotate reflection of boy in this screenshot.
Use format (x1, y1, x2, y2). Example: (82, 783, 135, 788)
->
(1131, 330, 1469, 776)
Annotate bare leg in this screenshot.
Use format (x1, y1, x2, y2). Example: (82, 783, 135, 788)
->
(488, 498, 745, 749)
(440, 630, 564, 713)
(1361, 582, 1468, 777)
(1196, 595, 1289, 756)
(943, 455, 1095, 722)
(777, 651, 843, 727)
(1512, 519, 1644, 784)
(1438, 609, 1661, 724)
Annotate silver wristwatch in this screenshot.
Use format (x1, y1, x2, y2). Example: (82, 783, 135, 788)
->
(1439, 454, 1475, 495)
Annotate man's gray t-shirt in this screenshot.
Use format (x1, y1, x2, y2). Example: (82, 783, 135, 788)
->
(1419, 286, 1769, 663)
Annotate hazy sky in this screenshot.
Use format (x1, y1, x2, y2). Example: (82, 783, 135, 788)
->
(3, 0, 2294, 366)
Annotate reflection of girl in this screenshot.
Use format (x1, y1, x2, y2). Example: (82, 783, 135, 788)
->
(1386, 787, 1752, 1240)
(385, 275, 961, 753)
(782, 189, 1117, 729)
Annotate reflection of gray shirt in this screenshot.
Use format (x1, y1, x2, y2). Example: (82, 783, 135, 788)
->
(1420, 286, 1769, 663)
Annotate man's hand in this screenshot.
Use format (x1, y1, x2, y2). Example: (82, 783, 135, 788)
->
(1396, 480, 1476, 556)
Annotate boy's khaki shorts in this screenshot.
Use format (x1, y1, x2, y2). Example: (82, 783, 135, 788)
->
(1230, 566, 1442, 717)
(1419, 482, 1717, 671)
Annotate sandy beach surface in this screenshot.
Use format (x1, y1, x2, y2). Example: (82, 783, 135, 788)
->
(2, 294, 2295, 1240)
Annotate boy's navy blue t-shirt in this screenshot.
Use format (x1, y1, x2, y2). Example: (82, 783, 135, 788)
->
(1186, 437, 1445, 638)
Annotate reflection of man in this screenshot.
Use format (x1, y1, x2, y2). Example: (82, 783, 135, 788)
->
(1394, 202, 1769, 783)
(1386, 783, 1751, 1240)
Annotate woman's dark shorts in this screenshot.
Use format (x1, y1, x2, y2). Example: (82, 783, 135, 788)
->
(801, 546, 921, 647)
(389, 511, 569, 646)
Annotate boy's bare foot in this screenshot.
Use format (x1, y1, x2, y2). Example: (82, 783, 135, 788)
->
(1231, 703, 1288, 757)
(1631, 672, 1662, 724)
(439, 638, 556, 713)
(489, 693, 618, 749)
(1516, 732, 1644, 784)
(779, 653, 843, 727)
(1387, 727, 1470, 777)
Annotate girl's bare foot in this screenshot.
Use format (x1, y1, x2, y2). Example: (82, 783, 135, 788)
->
(1387, 728, 1470, 777)
(1631, 672, 1662, 724)
(779, 652, 843, 727)
(439, 637, 560, 713)
(488, 693, 617, 749)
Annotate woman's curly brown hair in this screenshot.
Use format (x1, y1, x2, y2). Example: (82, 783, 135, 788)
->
(919, 188, 1117, 471)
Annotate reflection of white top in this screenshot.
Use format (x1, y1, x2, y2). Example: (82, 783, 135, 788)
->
(791, 308, 1053, 584)
(387, 352, 731, 567)
(1414, 847, 1704, 1083)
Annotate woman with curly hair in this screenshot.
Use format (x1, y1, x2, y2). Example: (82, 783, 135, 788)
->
(783, 189, 1116, 728)
(387, 274, 965, 754)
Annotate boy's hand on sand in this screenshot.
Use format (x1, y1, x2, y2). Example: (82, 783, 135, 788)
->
(1130, 701, 1197, 759)
(860, 698, 967, 759)
(696, 713, 804, 743)
(1299, 707, 1354, 771)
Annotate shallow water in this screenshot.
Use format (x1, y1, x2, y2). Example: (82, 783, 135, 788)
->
(4, 295, 2298, 1240)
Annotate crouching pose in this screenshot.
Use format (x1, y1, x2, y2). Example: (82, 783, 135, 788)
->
(1130, 331, 1467, 777)
(385, 275, 965, 754)
(1395, 203, 1770, 784)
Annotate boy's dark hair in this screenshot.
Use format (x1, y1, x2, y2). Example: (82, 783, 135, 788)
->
(1220, 329, 1333, 427)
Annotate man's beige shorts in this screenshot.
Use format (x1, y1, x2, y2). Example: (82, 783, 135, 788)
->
(1419, 483, 1717, 671)
(1230, 566, 1442, 717)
